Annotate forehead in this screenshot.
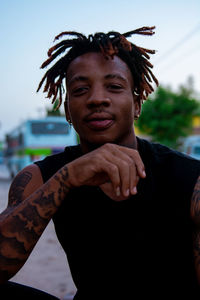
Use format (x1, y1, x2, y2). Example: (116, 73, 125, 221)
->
(66, 52, 133, 84)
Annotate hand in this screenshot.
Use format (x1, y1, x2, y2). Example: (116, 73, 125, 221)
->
(67, 143, 146, 200)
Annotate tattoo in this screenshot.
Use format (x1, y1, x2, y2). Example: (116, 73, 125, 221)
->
(54, 166, 70, 203)
(54, 165, 69, 182)
(0, 165, 70, 281)
(8, 171, 32, 206)
(33, 188, 57, 218)
(192, 176, 200, 280)
(193, 229, 200, 282)
(193, 230, 200, 270)
(15, 202, 48, 235)
(191, 176, 200, 219)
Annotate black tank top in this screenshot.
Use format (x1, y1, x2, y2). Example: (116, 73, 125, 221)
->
(35, 138, 200, 299)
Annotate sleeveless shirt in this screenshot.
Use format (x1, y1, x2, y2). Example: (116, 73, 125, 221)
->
(35, 138, 200, 299)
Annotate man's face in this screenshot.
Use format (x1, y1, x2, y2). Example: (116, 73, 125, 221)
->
(65, 52, 140, 151)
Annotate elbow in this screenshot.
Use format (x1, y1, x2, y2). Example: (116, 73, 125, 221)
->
(0, 270, 14, 285)
(0, 258, 23, 285)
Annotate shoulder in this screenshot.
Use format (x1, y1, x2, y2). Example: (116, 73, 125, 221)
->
(138, 137, 200, 193)
(8, 164, 43, 207)
(138, 137, 200, 167)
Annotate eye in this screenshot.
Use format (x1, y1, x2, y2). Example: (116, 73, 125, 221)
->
(72, 86, 89, 96)
(107, 84, 123, 92)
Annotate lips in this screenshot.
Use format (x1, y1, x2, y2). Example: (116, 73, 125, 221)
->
(84, 112, 114, 130)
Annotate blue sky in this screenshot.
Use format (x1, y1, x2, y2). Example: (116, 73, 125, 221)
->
(0, 0, 200, 139)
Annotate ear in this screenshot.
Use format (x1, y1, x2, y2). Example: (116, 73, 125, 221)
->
(133, 95, 142, 120)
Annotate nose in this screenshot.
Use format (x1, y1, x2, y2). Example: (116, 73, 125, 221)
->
(86, 86, 111, 108)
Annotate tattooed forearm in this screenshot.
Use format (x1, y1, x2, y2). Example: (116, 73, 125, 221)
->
(56, 165, 69, 182)
(0, 165, 71, 283)
(191, 176, 200, 221)
(33, 188, 58, 218)
(191, 176, 200, 284)
(53, 166, 70, 205)
(193, 230, 200, 264)
(8, 171, 32, 206)
(193, 229, 200, 285)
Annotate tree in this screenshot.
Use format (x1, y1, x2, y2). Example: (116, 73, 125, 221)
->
(136, 85, 199, 149)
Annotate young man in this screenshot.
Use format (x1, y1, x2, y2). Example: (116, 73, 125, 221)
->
(0, 27, 200, 299)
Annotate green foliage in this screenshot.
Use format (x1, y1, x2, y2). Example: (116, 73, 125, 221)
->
(136, 85, 199, 149)
(46, 99, 64, 116)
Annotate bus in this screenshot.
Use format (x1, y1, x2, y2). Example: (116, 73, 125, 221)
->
(5, 116, 78, 178)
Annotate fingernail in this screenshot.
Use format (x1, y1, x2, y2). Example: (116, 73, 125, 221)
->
(143, 170, 146, 177)
(116, 187, 121, 197)
(125, 189, 130, 197)
(132, 187, 137, 194)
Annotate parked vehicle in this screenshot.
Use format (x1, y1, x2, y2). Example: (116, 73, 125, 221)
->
(182, 135, 200, 160)
(4, 116, 77, 178)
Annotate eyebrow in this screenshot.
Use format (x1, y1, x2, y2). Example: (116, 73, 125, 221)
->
(68, 76, 89, 86)
(104, 74, 128, 83)
(68, 73, 128, 86)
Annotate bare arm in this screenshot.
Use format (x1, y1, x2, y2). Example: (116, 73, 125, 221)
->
(0, 163, 70, 283)
(0, 143, 145, 283)
(191, 175, 200, 284)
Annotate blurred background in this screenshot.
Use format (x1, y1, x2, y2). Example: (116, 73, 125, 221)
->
(1, 0, 200, 164)
(1, 0, 200, 149)
(0, 0, 200, 298)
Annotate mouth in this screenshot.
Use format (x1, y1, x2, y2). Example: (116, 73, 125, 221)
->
(84, 112, 114, 131)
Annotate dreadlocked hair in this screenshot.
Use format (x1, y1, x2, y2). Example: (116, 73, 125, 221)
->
(37, 26, 158, 109)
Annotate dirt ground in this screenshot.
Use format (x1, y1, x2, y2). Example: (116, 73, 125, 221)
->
(0, 164, 77, 299)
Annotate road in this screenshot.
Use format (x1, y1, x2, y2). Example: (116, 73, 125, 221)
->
(0, 164, 76, 300)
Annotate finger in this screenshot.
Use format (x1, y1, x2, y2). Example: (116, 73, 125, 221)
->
(129, 161, 138, 195)
(108, 146, 143, 196)
(118, 159, 131, 197)
(120, 147, 146, 179)
(100, 161, 121, 196)
(95, 144, 145, 197)
(103, 150, 133, 197)
(130, 171, 139, 195)
(103, 145, 144, 195)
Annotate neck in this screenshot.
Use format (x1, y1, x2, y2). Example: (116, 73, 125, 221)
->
(80, 136, 138, 154)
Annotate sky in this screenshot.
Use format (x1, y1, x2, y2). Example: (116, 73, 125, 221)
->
(0, 0, 200, 140)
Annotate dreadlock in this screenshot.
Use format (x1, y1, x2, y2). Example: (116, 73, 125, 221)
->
(37, 26, 158, 109)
